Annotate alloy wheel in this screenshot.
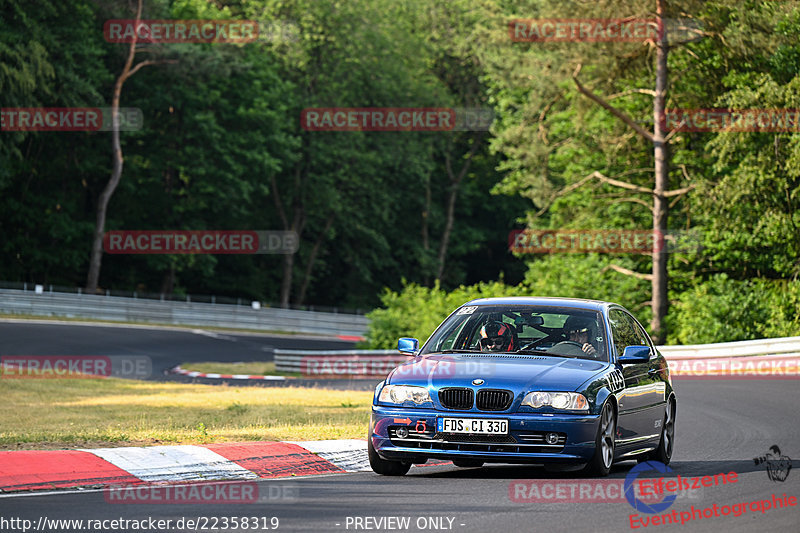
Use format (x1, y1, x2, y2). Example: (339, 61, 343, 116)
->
(600, 404, 615, 468)
(663, 401, 675, 459)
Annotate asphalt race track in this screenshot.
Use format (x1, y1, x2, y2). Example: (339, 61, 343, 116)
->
(2, 321, 799, 532)
(0, 320, 371, 389)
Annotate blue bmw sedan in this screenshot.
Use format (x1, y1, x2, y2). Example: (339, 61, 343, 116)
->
(369, 297, 676, 476)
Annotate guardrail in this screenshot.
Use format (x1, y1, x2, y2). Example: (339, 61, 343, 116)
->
(658, 336, 800, 359)
(0, 288, 368, 338)
(273, 349, 403, 376)
(274, 336, 800, 377)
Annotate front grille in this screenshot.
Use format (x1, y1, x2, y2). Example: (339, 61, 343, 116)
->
(439, 388, 474, 410)
(433, 432, 516, 443)
(388, 426, 435, 440)
(389, 428, 566, 453)
(476, 389, 513, 411)
(390, 440, 545, 454)
(518, 432, 567, 448)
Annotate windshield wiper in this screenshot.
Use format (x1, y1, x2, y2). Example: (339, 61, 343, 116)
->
(516, 349, 575, 357)
(431, 349, 482, 354)
(514, 349, 552, 355)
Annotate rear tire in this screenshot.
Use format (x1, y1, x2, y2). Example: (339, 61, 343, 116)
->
(583, 401, 616, 477)
(452, 459, 483, 468)
(648, 399, 675, 465)
(368, 437, 411, 476)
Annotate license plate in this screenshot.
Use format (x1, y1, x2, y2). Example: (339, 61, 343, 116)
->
(437, 417, 508, 434)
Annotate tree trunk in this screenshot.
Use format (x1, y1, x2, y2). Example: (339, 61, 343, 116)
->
(436, 175, 459, 282)
(422, 174, 431, 285)
(86, 3, 142, 292)
(85, 102, 124, 292)
(279, 252, 295, 308)
(435, 135, 482, 281)
(278, 206, 305, 308)
(271, 160, 307, 308)
(86, 0, 163, 292)
(651, 0, 669, 343)
(295, 213, 334, 305)
(160, 262, 175, 295)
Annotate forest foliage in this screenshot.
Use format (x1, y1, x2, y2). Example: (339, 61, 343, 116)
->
(1, 0, 797, 343)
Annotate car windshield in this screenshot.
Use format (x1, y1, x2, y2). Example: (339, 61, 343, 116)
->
(420, 304, 607, 362)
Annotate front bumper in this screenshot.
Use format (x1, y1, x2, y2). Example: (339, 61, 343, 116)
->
(370, 406, 600, 463)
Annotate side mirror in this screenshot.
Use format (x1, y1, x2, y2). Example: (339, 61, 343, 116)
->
(397, 337, 419, 355)
(619, 345, 651, 364)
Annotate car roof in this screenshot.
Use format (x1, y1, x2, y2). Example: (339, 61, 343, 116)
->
(462, 296, 617, 312)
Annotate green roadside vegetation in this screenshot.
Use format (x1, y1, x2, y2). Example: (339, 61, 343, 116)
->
(0, 377, 372, 450)
(366, 276, 800, 348)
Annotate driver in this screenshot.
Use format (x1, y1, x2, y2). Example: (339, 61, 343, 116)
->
(478, 321, 516, 352)
(563, 316, 597, 356)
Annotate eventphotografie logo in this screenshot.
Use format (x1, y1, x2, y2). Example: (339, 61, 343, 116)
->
(1, 355, 151, 379)
(624, 461, 679, 514)
(103, 231, 298, 254)
(753, 445, 792, 482)
(1, 108, 143, 132)
(104, 20, 259, 43)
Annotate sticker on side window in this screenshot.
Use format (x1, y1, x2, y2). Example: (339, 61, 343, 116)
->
(456, 306, 478, 315)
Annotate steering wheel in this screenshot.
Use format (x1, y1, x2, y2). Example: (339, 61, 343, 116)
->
(518, 335, 561, 351)
(548, 340, 593, 358)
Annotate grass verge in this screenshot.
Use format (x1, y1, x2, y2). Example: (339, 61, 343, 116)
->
(178, 361, 300, 377)
(1, 376, 372, 450)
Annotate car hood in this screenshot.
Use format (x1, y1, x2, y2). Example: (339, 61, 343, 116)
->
(388, 353, 608, 392)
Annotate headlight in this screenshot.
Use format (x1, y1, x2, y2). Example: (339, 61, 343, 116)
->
(378, 385, 432, 405)
(521, 391, 588, 412)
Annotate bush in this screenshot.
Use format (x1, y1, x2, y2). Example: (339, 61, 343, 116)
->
(365, 280, 529, 348)
(365, 254, 653, 349)
(522, 254, 652, 325)
(366, 260, 798, 350)
(669, 275, 800, 344)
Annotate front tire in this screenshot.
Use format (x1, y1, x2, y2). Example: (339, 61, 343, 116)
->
(368, 437, 411, 476)
(584, 401, 616, 476)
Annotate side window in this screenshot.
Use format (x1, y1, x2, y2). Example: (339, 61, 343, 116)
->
(609, 309, 639, 357)
(628, 315, 652, 349)
(436, 319, 467, 351)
